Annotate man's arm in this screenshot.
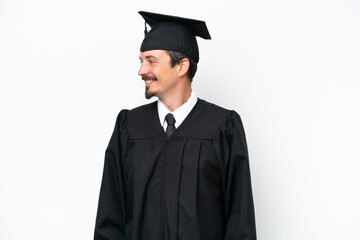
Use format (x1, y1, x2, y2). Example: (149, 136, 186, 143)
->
(94, 111, 128, 240)
(214, 111, 257, 240)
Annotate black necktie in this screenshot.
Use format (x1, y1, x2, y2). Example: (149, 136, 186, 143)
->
(165, 113, 176, 138)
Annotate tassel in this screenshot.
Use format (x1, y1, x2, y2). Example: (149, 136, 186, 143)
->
(144, 22, 148, 37)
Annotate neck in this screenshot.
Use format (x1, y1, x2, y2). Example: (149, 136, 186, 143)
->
(159, 86, 192, 112)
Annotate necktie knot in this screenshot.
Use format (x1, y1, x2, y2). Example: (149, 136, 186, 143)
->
(165, 113, 176, 138)
(165, 113, 176, 126)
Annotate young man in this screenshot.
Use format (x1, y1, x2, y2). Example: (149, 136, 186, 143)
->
(94, 11, 257, 240)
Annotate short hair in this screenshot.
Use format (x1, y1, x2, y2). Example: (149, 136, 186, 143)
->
(166, 51, 198, 81)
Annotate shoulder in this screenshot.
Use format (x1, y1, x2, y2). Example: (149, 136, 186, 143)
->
(198, 99, 243, 121)
(113, 109, 129, 128)
(196, 98, 239, 125)
(127, 101, 158, 127)
(178, 99, 242, 139)
(118, 101, 158, 125)
(129, 101, 157, 113)
(127, 101, 157, 118)
(112, 101, 157, 134)
(119, 101, 159, 139)
(197, 98, 231, 116)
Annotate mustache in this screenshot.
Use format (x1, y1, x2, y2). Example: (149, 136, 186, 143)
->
(142, 76, 158, 81)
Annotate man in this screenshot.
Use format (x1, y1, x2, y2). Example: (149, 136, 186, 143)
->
(94, 11, 256, 240)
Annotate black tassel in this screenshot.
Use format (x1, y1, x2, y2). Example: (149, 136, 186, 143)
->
(144, 22, 148, 37)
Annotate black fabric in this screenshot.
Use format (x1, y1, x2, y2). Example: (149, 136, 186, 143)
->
(139, 11, 211, 39)
(139, 11, 211, 63)
(94, 99, 257, 240)
(165, 113, 176, 138)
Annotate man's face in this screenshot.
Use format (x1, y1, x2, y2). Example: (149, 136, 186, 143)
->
(138, 50, 179, 100)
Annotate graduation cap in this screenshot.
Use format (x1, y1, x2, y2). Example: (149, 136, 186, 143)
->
(139, 11, 211, 63)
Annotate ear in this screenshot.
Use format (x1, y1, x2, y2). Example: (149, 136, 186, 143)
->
(177, 58, 190, 78)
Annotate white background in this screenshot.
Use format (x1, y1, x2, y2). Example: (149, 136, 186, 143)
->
(1, 0, 360, 239)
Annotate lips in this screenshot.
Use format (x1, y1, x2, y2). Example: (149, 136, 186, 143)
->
(142, 76, 157, 85)
(142, 76, 157, 80)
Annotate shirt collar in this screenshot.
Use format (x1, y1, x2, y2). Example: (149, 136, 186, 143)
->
(158, 90, 198, 129)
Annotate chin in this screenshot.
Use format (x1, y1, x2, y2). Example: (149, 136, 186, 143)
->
(145, 94, 155, 100)
(145, 89, 157, 99)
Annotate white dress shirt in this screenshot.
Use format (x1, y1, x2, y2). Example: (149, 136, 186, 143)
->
(157, 91, 198, 132)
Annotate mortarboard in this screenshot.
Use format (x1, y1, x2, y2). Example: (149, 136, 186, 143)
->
(139, 11, 211, 63)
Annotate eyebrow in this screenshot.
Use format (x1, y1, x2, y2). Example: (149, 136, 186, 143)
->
(139, 55, 159, 61)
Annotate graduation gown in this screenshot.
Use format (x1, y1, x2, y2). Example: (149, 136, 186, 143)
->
(94, 99, 256, 240)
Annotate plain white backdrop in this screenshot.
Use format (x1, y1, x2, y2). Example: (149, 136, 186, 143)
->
(1, 0, 360, 239)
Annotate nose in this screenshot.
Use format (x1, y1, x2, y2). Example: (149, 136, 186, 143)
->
(138, 63, 149, 76)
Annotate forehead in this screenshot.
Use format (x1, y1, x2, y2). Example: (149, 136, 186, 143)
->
(139, 50, 169, 59)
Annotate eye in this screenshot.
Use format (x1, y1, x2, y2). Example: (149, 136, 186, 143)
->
(147, 58, 157, 64)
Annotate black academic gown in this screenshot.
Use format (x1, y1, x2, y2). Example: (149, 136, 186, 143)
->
(94, 99, 256, 240)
